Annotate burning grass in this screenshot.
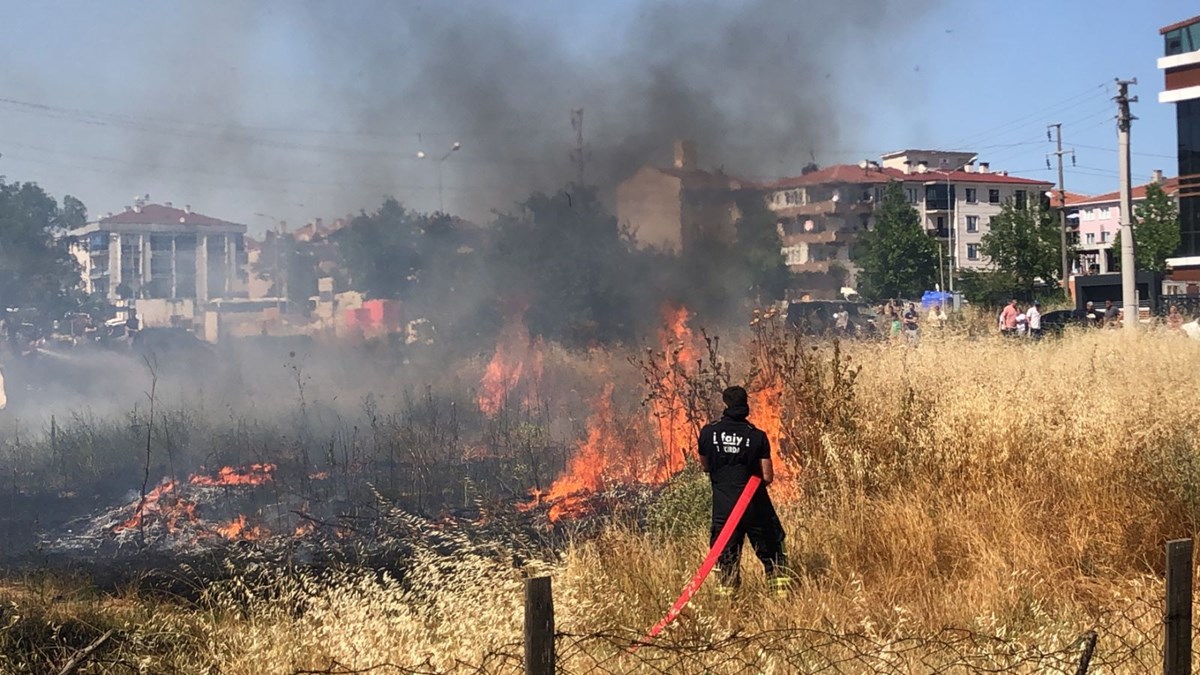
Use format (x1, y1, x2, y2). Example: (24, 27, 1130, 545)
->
(2, 323, 1200, 672)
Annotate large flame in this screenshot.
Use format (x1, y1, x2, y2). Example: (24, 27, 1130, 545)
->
(532, 305, 702, 522)
(535, 383, 633, 521)
(478, 316, 544, 417)
(748, 380, 796, 494)
(647, 306, 697, 482)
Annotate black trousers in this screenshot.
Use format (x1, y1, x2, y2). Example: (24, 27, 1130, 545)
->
(710, 483, 787, 586)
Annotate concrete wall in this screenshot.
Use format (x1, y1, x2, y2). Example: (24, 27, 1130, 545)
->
(134, 298, 196, 328)
(617, 167, 683, 252)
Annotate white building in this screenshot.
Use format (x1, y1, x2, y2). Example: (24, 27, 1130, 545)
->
(70, 200, 247, 328)
(764, 151, 1055, 279)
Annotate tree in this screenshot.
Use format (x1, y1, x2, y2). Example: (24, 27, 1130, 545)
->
(734, 192, 791, 303)
(852, 181, 938, 300)
(1112, 182, 1180, 273)
(334, 198, 424, 300)
(489, 186, 636, 346)
(979, 197, 1062, 292)
(0, 179, 85, 319)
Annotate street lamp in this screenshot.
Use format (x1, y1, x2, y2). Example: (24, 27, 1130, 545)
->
(417, 141, 462, 213)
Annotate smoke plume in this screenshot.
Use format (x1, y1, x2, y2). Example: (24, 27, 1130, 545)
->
(296, 0, 934, 205)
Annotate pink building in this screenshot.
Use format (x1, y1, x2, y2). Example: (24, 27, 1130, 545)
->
(1066, 171, 1177, 274)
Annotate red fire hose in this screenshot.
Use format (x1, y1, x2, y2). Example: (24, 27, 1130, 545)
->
(633, 475, 762, 650)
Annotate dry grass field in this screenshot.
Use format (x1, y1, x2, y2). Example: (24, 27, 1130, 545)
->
(2, 324, 1199, 673)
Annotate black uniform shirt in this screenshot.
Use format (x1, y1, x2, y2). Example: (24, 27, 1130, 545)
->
(698, 416, 770, 487)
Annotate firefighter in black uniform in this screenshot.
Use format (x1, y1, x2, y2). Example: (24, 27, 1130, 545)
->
(698, 385, 791, 596)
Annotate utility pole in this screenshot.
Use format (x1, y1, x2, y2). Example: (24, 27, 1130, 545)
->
(1116, 78, 1138, 332)
(570, 109, 588, 186)
(1047, 123, 1075, 288)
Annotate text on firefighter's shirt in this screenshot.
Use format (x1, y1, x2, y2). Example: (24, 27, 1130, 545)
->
(714, 432, 748, 454)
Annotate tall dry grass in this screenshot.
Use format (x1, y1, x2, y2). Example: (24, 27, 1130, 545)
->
(3, 328, 1200, 672)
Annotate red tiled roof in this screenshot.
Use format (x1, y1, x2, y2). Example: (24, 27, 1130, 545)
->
(766, 164, 1053, 189)
(1046, 191, 1091, 207)
(770, 164, 901, 188)
(98, 203, 243, 229)
(1065, 177, 1180, 207)
(1161, 15, 1200, 35)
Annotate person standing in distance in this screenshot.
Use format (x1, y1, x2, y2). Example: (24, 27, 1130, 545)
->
(1027, 301, 1042, 339)
(698, 385, 791, 597)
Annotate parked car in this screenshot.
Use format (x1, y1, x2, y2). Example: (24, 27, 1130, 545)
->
(786, 301, 879, 338)
(1037, 310, 1092, 335)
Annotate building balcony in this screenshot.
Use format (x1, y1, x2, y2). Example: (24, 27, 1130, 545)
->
(780, 230, 841, 245)
(772, 200, 872, 218)
(786, 261, 834, 273)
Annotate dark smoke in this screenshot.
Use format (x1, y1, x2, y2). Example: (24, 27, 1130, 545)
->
(291, 0, 935, 214)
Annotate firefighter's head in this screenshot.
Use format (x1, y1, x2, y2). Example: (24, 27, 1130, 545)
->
(722, 385, 749, 411)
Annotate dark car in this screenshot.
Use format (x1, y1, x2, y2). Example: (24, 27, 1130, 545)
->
(1038, 309, 1093, 335)
(786, 301, 878, 338)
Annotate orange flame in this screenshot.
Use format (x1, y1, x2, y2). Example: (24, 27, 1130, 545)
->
(214, 514, 267, 541)
(748, 381, 796, 495)
(478, 316, 544, 417)
(537, 383, 638, 521)
(532, 305, 702, 522)
(189, 463, 276, 487)
(647, 306, 697, 483)
(114, 480, 200, 533)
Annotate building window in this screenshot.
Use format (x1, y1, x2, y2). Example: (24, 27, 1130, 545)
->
(926, 184, 951, 211)
(988, 188, 1000, 204)
(1100, 231, 1108, 243)
(905, 187, 918, 204)
(967, 244, 979, 260)
(965, 188, 977, 203)
(966, 215, 979, 233)
(1015, 190, 1027, 209)
(781, 245, 805, 266)
(1081, 209, 1093, 221)
(1165, 24, 1199, 56)
(1085, 233, 1095, 244)
(1098, 206, 1111, 219)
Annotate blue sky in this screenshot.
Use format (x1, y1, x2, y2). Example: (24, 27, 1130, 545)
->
(0, 1, 1194, 231)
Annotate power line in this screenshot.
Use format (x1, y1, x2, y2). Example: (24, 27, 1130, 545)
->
(1072, 142, 1175, 160)
(943, 81, 1111, 151)
(0, 95, 547, 141)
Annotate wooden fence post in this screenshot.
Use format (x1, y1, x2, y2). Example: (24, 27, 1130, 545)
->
(525, 576, 555, 675)
(1075, 630, 1097, 675)
(1164, 538, 1193, 675)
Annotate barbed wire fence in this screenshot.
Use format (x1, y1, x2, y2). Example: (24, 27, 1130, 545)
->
(286, 595, 1186, 674)
(283, 539, 1195, 675)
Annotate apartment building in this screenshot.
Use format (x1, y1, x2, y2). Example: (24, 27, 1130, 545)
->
(1066, 171, 1177, 274)
(70, 199, 247, 327)
(763, 151, 1053, 278)
(1159, 15, 1200, 284)
(617, 141, 749, 253)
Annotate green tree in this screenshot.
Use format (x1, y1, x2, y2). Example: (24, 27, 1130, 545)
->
(852, 181, 938, 300)
(489, 186, 636, 346)
(979, 197, 1062, 291)
(734, 192, 791, 303)
(0, 179, 85, 318)
(334, 197, 424, 299)
(1112, 182, 1180, 272)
